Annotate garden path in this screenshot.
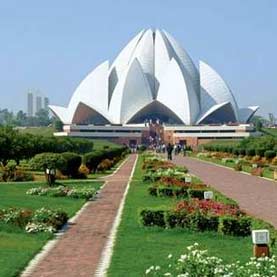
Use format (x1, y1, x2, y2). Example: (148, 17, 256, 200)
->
(174, 155, 277, 228)
(23, 154, 137, 277)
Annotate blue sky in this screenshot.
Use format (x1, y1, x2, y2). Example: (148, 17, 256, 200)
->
(0, 0, 276, 117)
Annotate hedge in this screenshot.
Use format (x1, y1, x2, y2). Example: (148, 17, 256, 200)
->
(83, 146, 128, 173)
(60, 152, 82, 178)
(140, 209, 251, 237)
(220, 216, 251, 237)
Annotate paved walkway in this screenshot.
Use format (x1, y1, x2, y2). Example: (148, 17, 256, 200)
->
(174, 156, 277, 228)
(24, 154, 137, 277)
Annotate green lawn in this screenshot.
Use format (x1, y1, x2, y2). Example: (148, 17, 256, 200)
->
(108, 156, 255, 277)
(262, 127, 277, 137)
(0, 180, 102, 277)
(199, 139, 240, 148)
(17, 126, 55, 137)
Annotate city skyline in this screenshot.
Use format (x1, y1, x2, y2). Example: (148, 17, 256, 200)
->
(27, 90, 49, 116)
(0, 1, 276, 117)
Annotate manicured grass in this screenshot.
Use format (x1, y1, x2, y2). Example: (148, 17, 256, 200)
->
(262, 127, 277, 137)
(199, 139, 240, 149)
(0, 180, 102, 217)
(108, 156, 254, 277)
(18, 126, 55, 137)
(0, 180, 102, 277)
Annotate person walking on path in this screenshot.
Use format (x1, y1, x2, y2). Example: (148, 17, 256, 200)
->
(166, 143, 173, 160)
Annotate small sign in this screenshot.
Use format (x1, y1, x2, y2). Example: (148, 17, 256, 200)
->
(204, 191, 213, 200)
(185, 176, 192, 183)
(252, 229, 270, 245)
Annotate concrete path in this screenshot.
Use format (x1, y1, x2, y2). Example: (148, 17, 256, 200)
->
(174, 156, 277, 228)
(24, 154, 137, 277)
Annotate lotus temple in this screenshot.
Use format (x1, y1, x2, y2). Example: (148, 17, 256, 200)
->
(50, 29, 259, 147)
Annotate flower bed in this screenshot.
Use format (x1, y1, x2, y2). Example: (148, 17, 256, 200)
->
(26, 185, 97, 200)
(145, 243, 277, 276)
(143, 167, 189, 182)
(175, 199, 242, 217)
(140, 199, 251, 236)
(0, 207, 68, 233)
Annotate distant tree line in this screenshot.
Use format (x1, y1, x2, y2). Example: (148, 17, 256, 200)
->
(0, 108, 53, 127)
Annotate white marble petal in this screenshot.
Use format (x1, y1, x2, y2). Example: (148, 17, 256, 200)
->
(199, 60, 239, 121)
(157, 58, 200, 125)
(109, 58, 152, 124)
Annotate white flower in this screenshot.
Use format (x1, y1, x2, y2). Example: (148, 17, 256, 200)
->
(145, 268, 152, 275)
(168, 254, 172, 259)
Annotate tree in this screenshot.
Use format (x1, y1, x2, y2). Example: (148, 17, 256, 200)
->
(54, 119, 63, 131)
(35, 109, 51, 126)
(16, 110, 27, 126)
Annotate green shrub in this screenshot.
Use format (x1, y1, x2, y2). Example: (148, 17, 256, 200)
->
(188, 212, 219, 232)
(148, 186, 158, 196)
(165, 211, 189, 228)
(30, 153, 66, 171)
(220, 216, 251, 237)
(255, 148, 266, 157)
(158, 187, 175, 197)
(246, 148, 256, 156)
(60, 152, 82, 178)
(83, 146, 127, 173)
(83, 150, 105, 173)
(140, 209, 166, 227)
(188, 189, 204, 199)
(234, 162, 242, 171)
(239, 148, 246, 156)
(0, 165, 34, 182)
(264, 150, 276, 159)
(232, 147, 240, 156)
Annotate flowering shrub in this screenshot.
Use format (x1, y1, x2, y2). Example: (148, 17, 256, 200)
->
(67, 187, 97, 200)
(144, 168, 189, 182)
(145, 243, 277, 276)
(0, 164, 34, 182)
(159, 177, 187, 187)
(97, 159, 114, 172)
(175, 199, 242, 217)
(0, 207, 68, 233)
(31, 208, 68, 231)
(26, 185, 97, 200)
(251, 167, 264, 177)
(142, 159, 175, 172)
(25, 222, 56, 233)
(0, 208, 33, 227)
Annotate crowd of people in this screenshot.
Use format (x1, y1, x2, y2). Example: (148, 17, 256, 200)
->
(148, 143, 188, 160)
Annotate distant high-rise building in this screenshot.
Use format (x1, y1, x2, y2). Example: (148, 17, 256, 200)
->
(36, 96, 42, 114)
(27, 92, 33, 117)
(27, 91, 49, 116)
(44, 97, 49, 110)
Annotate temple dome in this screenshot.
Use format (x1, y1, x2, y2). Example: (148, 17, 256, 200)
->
(50, 29, 258, 125)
